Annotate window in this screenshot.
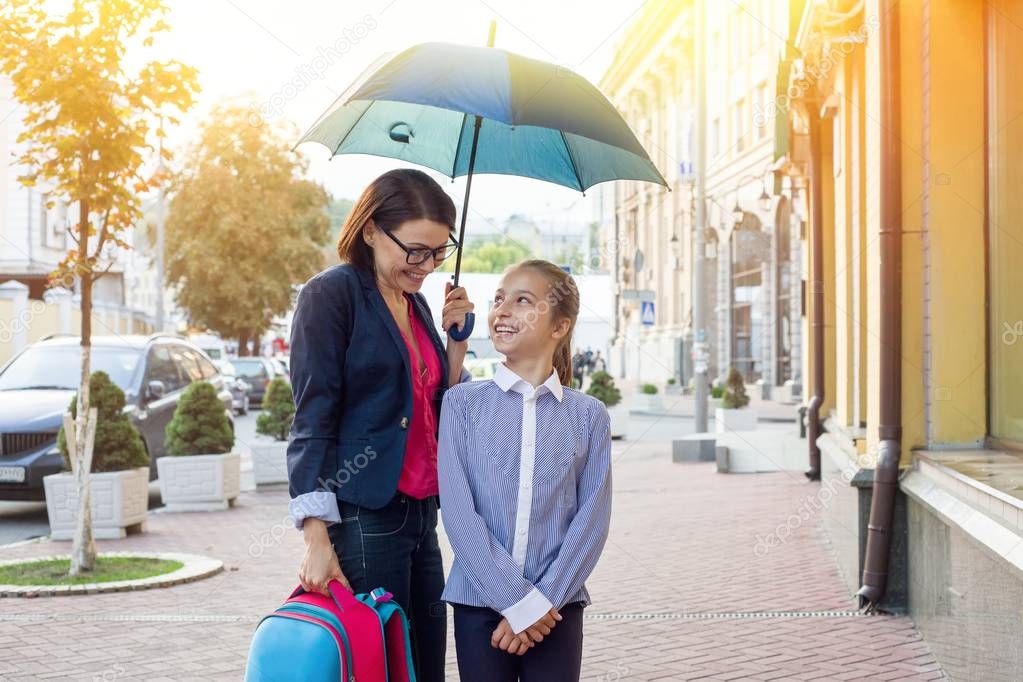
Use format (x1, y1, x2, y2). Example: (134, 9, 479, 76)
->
(711, 117, 721, 159)
(754, 81, 769, 140)
(734, 98, 746, 153)
(145, 345, 184, 393)
(988, 0, 1023, 444)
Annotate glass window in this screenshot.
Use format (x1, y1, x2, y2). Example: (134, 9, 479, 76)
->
(734, 99, 746, 153)
(0, 345, 142, 392)
(145, 345, 184, 393)
(988, 0, 1023, 443)
(172, 346, 205, 385)
(231, 359, 269, 381)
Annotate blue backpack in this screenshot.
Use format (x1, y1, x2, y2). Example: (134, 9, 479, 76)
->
(245, 581, 416, 682)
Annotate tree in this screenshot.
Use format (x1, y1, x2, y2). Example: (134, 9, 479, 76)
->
(0, 0, 198, 574)
(256, 377, 295, 441)
(586, 371, 622, 408)
(165, 382, 234, 456)
(442, 236, 531, 274)
(165, 102, 331, 355)
(721, 367, 751, 409)
(58, 372, 149, 473)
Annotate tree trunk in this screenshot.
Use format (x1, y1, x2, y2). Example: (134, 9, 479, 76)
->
(70, 199, 97, 576)
(238, 331, 249, 357)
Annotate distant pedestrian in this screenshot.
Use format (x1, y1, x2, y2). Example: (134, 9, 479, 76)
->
(572, 350, 586, 388)
(592, 351, 606, 373)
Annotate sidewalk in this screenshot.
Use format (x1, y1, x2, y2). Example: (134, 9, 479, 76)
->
(0, 433, 944, 681)
(609, 378, 800, 422)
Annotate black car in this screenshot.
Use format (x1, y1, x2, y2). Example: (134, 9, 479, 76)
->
(0, 334, 235, 501)
(229, 357, 284, 407)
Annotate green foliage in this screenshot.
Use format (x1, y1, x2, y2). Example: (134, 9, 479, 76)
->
(721, 367, 751, 409)
(256, 377, 295, 441)
(165, 381, 234, 456)
(440, 236, 530, 274)
(641, 383, 658, 394)
(166, 102, 331, 342)
(667, 377, 677, 385)
(586, 371, 622, 408)
(57, 372, 149, 473)
(711, 385, 725, 399)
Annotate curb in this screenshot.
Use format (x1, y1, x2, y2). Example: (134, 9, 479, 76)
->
(0, 551, 223, 598)
(629, 409, 796, 423)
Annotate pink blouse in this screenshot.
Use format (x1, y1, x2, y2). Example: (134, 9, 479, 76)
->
(396, 294, 443, 499)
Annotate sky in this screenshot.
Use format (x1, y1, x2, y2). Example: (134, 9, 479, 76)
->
(153, 0, 649, 226)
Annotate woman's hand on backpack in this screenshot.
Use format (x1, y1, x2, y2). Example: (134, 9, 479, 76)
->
(299, 518, 351, 596)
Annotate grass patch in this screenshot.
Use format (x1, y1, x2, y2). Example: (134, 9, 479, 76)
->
(0, 556, 183, 586)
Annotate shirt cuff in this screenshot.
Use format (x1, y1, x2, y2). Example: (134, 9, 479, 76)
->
(500, 587, 554, 635)
(289, 491, 341, 530)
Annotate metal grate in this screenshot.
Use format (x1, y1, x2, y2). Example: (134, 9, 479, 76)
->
(0, 432, 56, 458)
(0, 610, 880, 624)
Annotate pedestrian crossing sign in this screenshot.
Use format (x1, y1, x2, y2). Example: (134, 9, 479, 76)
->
(641, 300, 655, 326)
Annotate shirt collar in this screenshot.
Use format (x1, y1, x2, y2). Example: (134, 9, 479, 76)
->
(494, 363, 564, 402)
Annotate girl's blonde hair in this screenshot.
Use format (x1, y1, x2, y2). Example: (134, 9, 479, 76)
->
(508, 259, 580, 386)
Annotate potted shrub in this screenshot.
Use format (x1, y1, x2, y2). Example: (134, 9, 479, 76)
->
(586, 371, 626, 439)
(632, 382, 663, 412)
(157, 381, 240, 512)
(665, 376, 682, 396)
(715, 367, 757, 433)
(44, 371, 150, 540)
(251, 377, 294, 485)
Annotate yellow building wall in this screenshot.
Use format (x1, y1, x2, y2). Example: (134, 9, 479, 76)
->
(0, 299, 15, 366)
(926, 0, 987, 446)
(898, 0, 927, 459)
(833, 57, 856, 428)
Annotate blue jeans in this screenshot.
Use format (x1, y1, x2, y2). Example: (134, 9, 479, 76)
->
(327, 492, 447, 682)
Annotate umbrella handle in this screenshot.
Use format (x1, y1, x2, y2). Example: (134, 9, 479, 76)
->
(448, 313, 475, 341)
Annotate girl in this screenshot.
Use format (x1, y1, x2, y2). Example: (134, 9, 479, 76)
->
(438, 260, 613, 682)
(287, 168, 475, 682)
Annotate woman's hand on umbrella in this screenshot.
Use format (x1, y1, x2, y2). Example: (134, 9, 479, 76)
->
(442, 282, 474, 337)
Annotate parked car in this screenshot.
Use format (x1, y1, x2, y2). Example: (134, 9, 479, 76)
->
(0, 334, 235, 501)
(190, 333, 230, 365)
(228, 357, 280, 407)
(218, 362, 251, 416)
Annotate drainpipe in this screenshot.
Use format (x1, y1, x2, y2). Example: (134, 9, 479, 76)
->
(857, 1, 902, 610)
(805, 110, 824, 482)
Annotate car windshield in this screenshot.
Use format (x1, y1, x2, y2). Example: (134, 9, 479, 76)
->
(0, 345, 143, 392)
(231, 359, 266, 379)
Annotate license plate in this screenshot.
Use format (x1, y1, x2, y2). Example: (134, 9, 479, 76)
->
(0, 466, 26, 483)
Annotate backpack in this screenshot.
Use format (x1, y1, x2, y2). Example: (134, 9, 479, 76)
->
(245, 580, 416, 682)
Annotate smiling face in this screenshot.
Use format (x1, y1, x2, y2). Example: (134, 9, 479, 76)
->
(364, 218, 453, 293)
(489, 266, 571, 361)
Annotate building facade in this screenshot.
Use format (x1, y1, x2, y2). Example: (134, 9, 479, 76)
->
(784, 0, 1023, 677)
(600, 0, 802, 396)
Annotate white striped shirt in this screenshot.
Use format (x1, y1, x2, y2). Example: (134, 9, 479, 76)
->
(438, 363, 613, 634)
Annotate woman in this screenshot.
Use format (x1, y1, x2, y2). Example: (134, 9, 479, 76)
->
(287, 168, 474, 682)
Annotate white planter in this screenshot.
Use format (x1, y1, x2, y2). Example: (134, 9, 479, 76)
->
(607, 404, 628, 439)
(715, 407, 758, 434)
(43, 467, 149, 540)
(157, 452, 241, 512)
(631, 393, 663, 412)
(251, 440, 289, 485)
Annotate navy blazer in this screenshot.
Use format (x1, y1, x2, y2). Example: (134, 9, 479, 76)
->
(287, 263, 468, 510)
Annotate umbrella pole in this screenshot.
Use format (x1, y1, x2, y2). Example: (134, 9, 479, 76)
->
(447, 114, 483, 341)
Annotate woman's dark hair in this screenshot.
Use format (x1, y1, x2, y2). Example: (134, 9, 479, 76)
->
(337, 168, 457, 270)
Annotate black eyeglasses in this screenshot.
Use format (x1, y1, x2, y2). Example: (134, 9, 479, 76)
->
(381, 229, 460, 266)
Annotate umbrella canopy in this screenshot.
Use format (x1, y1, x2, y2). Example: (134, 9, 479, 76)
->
(297, 41, 667, 192)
